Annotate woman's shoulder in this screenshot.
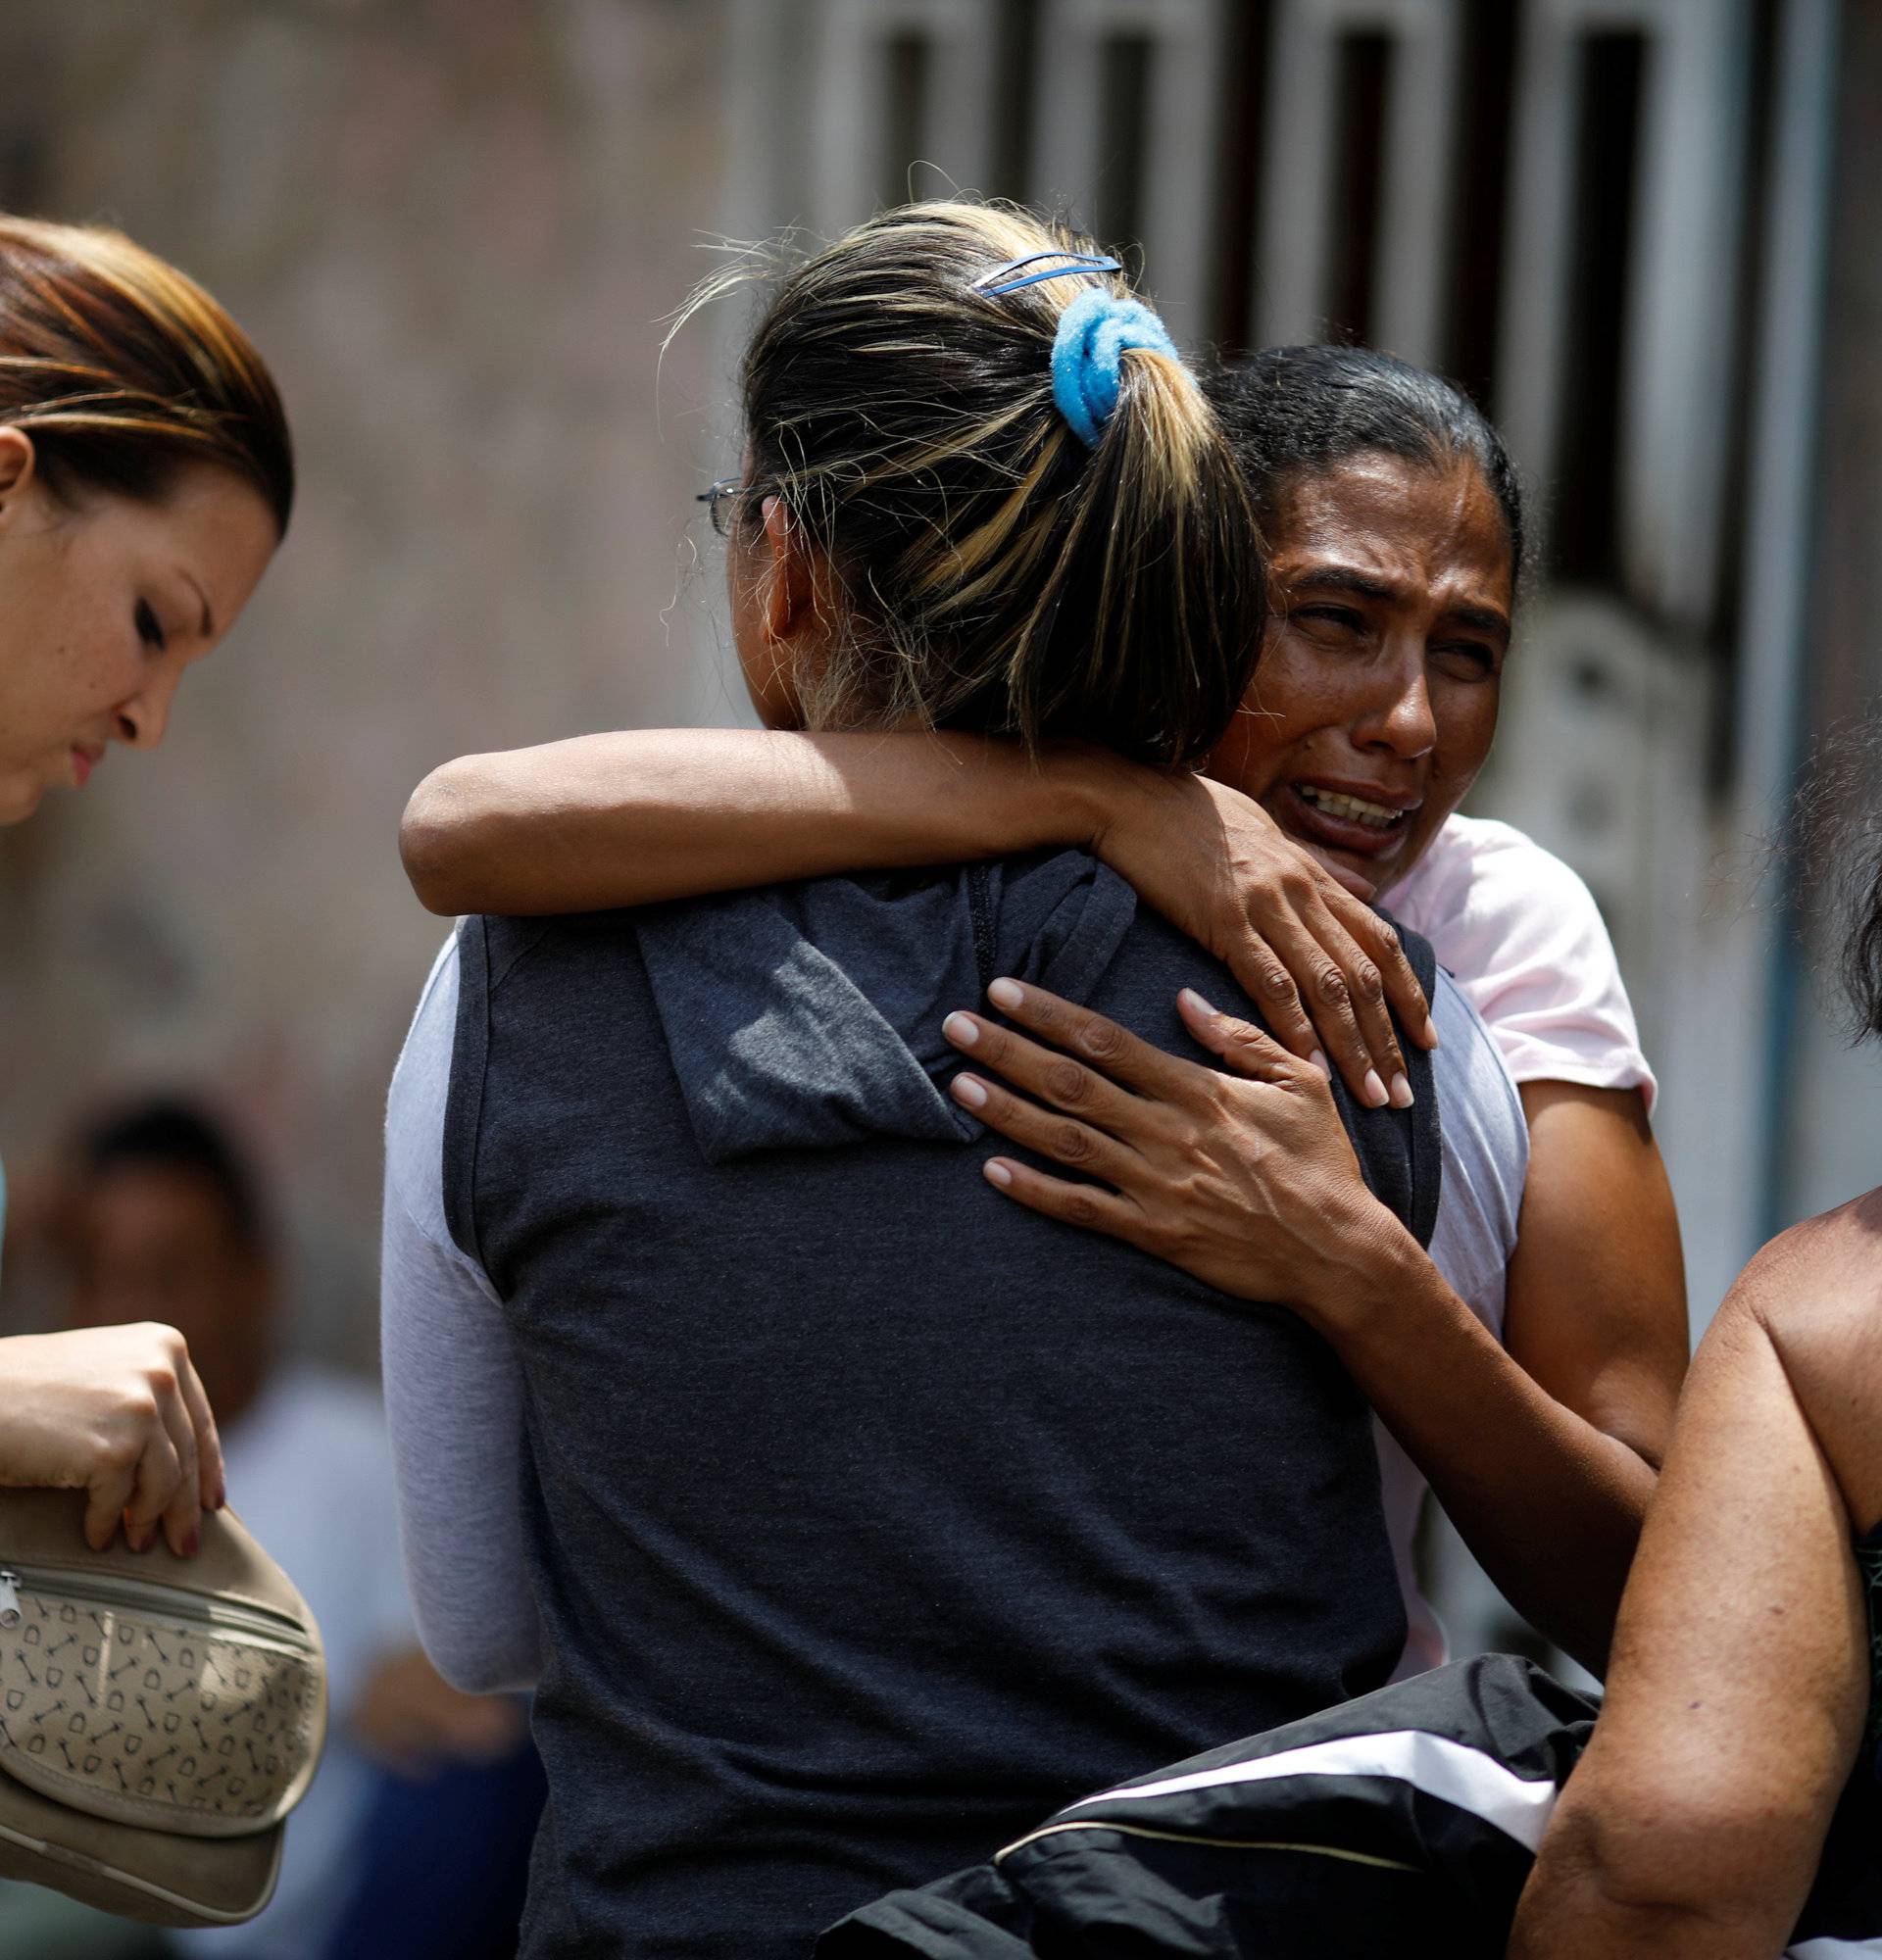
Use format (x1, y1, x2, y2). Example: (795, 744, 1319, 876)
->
(1740, 1192, 1882, 1352)
(1393, 814, 1655, 1104)
(1733, 1191, 1882, 1527)
(1397, 814, 1601, 933)
(1394, 814, 1618, 988)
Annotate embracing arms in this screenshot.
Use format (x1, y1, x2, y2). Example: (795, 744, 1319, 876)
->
(401, 729, 1432, 1105)
(1510, 1197, 1882, 1958)
(400, 726, 1688, 1664)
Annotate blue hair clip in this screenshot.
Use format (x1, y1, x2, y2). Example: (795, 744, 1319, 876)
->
(970, 249, 1122, 298)
(1051, 287, 1180, 447)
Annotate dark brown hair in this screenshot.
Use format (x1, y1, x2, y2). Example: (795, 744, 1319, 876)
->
(711, 200, 1263, 768)
(0, 217, 293, 534)
(1792, 711, 1882, 1045)
(1206, 345, 1525, 596)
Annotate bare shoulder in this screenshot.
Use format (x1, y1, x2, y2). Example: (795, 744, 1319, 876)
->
(1731, 1189, 1882, 1527)
(1736, 1189, 1882, 1331)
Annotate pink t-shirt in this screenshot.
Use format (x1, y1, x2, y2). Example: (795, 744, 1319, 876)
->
(1389, 813, 1656, 1114)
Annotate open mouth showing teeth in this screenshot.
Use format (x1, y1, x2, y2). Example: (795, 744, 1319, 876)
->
(1295, 784, 1410, 831)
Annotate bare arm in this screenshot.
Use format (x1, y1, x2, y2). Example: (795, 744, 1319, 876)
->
(937, 989, 1683, 1673)
(400, 728, 1432, 1103)
(1422, 1082, 1688, 1662)
(401, 729, 1109, 916)
(1510, 1200, 1882, 1959)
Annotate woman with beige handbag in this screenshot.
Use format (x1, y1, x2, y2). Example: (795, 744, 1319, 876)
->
(0, 213, 291, 1559)
(0, 215, 325, 1929)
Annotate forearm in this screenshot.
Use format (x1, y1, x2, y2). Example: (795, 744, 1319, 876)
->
(401, 727, 1125, 915)
(1514, 1282, 1868, 1957)
(1309, 1222, 1654, 1672)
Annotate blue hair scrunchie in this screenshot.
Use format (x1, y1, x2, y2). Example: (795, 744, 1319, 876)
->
(1050, 287, 1181, 448)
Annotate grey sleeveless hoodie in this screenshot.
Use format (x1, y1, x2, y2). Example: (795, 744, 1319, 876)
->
(443, 849, 1440, 1960)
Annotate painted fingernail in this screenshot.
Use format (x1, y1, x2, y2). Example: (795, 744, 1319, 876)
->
(1389, 1071, 1414, 1108)
(214, 1484, 226, 1511)
(952, 1073, 988, 1109)
(1420, 1015, 1441, 1050)
(1362, 1068, 1389, 1108)
(182, 1529, 201, 1558)
(987, 977, 1024, 1012)
(1178, 987, 1218, 1017)
(942, 1012, 979, 1047)
(1309, 1051, 1332, 1078)
(984, 1159, 1014, 1188)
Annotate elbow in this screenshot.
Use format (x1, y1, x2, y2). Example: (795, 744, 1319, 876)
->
(419, 1614, 541, 1698)
(1524, 1783, 1813, 1947)
(401, 760, 484, 916)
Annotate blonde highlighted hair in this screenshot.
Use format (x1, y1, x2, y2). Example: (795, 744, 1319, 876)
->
(720, 200, 1262, 766)
(0, 217, 292, 533)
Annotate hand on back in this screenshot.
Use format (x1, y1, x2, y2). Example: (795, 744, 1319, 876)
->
(941, 978, 1408, 1321)
(1093, 768, 1432, 1108)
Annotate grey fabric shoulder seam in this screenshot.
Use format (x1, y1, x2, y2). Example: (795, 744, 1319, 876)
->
(1393, 914, 1444, 1251)
(441, 917, 491, 1274)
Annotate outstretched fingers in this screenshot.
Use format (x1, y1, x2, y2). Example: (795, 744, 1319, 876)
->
(947, 1063, 1141, 1189)
(1283, 904, 1414, 1109)
(1215, 870, 1433, 1108)
(942, 1000, 1170, 1148)
(1173, 988, 1302, 1082)
(978, 977, 1190, 1098)
(979, 1152, 1147, 1246)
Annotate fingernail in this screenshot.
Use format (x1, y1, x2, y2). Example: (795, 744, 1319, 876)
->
(1310, 1051, 1331, 1078)
(942, 1011, 979, 1047)
(984, 1159, 1014, 1188)
(1389, 1071, 1414, 1109)
(182, 1529, 201, 1558)
(1178, 987, 1218, 1017)
(214, 1485, 226, 1511)
(1421, 1015, 1441, 1050)
(131, 1527, 155, 1553)
(1362, 1068, 1389, 1108)
(987, 977, 1024, 1012)
(952, 1073, 988, 1109)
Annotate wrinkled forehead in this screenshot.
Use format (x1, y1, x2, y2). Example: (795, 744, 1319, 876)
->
(1264, 450, 1515, 606)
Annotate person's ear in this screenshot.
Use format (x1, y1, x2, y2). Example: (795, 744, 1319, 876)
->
(759, 494, 815, 643)
(0, 427, 36, 529)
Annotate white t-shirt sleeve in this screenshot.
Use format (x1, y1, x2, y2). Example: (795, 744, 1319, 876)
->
(380, 932, 541, 1693)
(1389, 815, 1658, 1114)
(1380, 970, 1529, 1680)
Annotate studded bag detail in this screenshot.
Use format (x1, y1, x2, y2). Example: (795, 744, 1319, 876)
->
(0, 1564, 322, 1835)
(0, 1492, 326, 1928)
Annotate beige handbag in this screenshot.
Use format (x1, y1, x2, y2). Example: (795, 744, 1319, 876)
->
(0, 1490, 325, 1927)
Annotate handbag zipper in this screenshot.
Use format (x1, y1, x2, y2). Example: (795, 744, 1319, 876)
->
(0, 1564, 315, 1657)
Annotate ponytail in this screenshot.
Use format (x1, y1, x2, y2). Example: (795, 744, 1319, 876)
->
(725, 201, 1263, 767)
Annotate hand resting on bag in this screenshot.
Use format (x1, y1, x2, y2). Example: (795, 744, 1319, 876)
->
(0, 1322, 223, 1554)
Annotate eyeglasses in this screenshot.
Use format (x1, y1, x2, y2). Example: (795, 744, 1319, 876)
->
(696, 477, 766, 538)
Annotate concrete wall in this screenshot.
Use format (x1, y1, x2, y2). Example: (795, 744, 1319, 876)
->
(0, 0, 740, 1361)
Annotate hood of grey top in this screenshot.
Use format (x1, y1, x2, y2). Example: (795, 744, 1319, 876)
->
(634, 850, 1137, 1163)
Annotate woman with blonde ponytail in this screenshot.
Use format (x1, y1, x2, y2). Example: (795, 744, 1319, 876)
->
(383, 201, 1464, 1957)
(0, 216, 291, 1561)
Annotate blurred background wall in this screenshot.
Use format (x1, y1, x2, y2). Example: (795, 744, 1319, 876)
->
(0, 0, 739, 1360)
(0, 0, 1877, 1656)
